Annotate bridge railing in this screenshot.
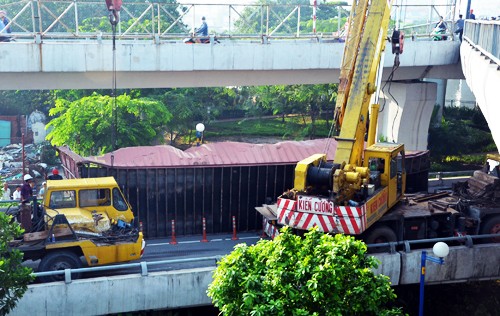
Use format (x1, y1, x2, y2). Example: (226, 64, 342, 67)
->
(464, 20, 500, 63)
(30, 233, 498, 284)
(0, 1, 459, 42)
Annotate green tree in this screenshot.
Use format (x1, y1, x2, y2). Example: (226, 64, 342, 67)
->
(233, 0, 347, 35)
(208, 227, 403, 316)
(0, 90, 54, 116)
(78, 0, 187, 35)
(145, 87, 238, 145)
(250, 84, 336, 138)
(46, 93, 172, 156)
(0, 212, 33, 316)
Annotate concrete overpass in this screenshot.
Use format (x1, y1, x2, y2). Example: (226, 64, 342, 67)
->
(0, 38, 461, 152)
(0, 39, 462, 89)
(2, 3, 499, 314)
(9, 241, 500, 315)
(460, 20, 500, 151)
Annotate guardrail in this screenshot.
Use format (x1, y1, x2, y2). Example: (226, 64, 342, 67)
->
(463, 20, 500, 63)
(31, 234, 498, 284)
(0, 1, 459, 42)
(428, 170, 474, 179)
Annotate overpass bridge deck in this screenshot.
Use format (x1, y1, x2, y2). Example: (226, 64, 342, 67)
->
(9, 232, 500, 316)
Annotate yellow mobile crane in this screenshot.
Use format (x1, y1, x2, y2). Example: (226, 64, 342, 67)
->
(257, 0, 500, 244)
(259, 0, 404, 237)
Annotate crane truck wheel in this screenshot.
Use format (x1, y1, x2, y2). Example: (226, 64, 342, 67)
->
(479, 216, 500, 243)
(38, 251, 83, 283)
(365, 225, 397, 244)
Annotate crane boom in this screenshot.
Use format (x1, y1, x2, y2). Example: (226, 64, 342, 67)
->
(334, 0, 392, 166)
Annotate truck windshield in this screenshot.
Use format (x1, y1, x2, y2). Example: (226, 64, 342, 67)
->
(112, 188, 128, 211)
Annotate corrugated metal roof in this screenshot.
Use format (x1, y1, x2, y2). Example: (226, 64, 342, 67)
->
(60, 139, 339, 169)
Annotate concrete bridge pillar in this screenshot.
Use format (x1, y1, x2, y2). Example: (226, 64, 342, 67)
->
(377, 81, 437, 151)
(424, 78, 447, 126)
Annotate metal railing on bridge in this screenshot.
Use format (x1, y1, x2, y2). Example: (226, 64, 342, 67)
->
(0, 1, 459, 42)
(464, 20, 500, 63)
(31, 233, 498, 284)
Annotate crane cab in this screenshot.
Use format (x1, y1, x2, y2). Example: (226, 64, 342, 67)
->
(363, 142, 406, 210)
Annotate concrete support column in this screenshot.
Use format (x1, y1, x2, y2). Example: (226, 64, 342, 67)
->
(377, 81, 437, 151)
(424, 78, 447, 126)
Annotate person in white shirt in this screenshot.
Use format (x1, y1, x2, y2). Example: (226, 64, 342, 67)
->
(1, 182, 11, 200)
(12, 185, 22, 200)
(38, 182, 47, 199)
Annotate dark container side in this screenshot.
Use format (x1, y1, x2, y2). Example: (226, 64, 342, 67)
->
(79, 164, 295, 238)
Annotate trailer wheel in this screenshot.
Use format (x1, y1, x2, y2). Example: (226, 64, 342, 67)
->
(365, 226, 397, 244)
(480, 216, 500, 243)
(38, 251, 82, 283)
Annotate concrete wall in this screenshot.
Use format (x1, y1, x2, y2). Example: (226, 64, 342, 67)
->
(10, 267, 214, 316)
(9, 245, 500, 316)
(0, 40, 462, 90)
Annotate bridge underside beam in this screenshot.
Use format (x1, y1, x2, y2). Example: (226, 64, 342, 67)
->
(0, 64, 462, 90)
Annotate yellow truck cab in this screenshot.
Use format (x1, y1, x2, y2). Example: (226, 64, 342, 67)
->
(44, 177, 135, 233)
(14, 177, 145, 282)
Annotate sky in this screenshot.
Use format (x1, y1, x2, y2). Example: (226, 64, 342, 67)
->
(176, 0, 499, 34)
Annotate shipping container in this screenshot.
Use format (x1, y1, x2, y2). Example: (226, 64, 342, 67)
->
(57, 140, 429, 238)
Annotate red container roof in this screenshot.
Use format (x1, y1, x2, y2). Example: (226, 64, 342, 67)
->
(59, 139, 339, 169)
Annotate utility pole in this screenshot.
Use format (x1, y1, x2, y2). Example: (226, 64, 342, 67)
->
(466, 0, 471, 19)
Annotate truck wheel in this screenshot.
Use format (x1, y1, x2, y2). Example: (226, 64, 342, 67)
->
(365, 226, 397, 244)
(480, 216, 500, 243)
(38, 251, 82, 283)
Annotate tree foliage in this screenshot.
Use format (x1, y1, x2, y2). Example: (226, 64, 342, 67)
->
(428, 106, 495, 163)
(208, 227, 403, 316)
(248, 84, 336, 138)
(0, 90, 54, 116)
(46, 93, 172, 156)
(0, 213, 33, 316)
(234, 0, 347, 34)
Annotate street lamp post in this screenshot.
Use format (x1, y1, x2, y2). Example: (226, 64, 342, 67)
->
(419, 242, 450, 316)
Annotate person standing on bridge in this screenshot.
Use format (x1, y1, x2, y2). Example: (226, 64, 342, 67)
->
(455, 14, 464, 42)
(469, 10, 476, 20)
(0, 10, 11, 34)
(0, 12, 9, 42)
(196, 16, 208, 37)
